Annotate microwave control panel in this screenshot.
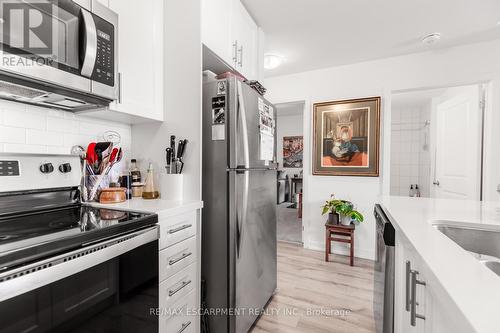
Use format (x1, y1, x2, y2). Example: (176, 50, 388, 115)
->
(92, 14, 115, 87)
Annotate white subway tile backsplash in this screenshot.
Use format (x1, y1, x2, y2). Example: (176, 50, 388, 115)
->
(26, 129, 63, 146)
(47, 146, 72, 154)
(4, 143, 47, 154)
(47, 109, 65, 118)
(0, 101, 131, 157)
(0, 125, 25, 143)
(3, 108, 26, 128)
(47, 117, 79, 133)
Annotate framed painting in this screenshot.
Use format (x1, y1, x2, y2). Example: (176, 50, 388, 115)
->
(313, 97, 380, 176)
(283, 136, 303, 168)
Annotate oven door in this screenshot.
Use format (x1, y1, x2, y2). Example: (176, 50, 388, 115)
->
(0, 226, 159, 333)
(0, 0, 117, 100)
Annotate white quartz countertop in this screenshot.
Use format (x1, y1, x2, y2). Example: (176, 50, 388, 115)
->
(380, 196, 500, 333)
(90, 198, 203, 219)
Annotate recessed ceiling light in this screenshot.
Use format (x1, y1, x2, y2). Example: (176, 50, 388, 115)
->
(264, 54, 284, 70)
(422, 33, 441, 45)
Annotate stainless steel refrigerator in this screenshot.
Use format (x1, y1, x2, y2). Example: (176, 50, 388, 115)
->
(202, 77, 277, 333)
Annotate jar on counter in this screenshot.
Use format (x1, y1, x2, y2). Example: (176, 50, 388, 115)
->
(131, 182, 144, 197)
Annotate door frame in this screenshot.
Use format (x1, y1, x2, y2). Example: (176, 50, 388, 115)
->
(389, 82, 489, 200)
(275, 100, 306, 246)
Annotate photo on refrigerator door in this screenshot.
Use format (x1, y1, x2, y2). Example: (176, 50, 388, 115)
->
(313, 97, 380, 176)
(283, 136, 303, 168)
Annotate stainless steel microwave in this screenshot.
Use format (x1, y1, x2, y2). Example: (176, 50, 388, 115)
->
(0, 0, 118, 111)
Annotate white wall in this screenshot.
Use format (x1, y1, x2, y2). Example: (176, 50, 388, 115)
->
(264, 39, 500, 260)
(0, 100, 131, 172)
(277, 113, 303, 175)
(131, 0, 202, 201)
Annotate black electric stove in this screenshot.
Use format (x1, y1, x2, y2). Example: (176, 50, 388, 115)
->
(0, 187, 158, 273)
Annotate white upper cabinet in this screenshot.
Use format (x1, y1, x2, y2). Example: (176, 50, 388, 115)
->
(201, 0, 234, 66)
(202, 0, 260, 80)
(106, 0, 164, 122)
(231, 1, 258, 79)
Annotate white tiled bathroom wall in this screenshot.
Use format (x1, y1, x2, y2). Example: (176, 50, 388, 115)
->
(390, 105, 431, 197)
(0, 100, 131, 171)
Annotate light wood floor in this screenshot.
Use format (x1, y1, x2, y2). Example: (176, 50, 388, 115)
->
(252, 242, 376, 333)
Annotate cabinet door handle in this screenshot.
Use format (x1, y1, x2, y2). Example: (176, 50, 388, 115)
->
(168, 279, 192, 297)
(177, 321, 192, 333)
(405, 261, 411, 311)
(169, 252, 192, 266)
(168, 224, 192, 234)
(232, 40, 238, 64)
(410, 269, 426, 326)
(237, 45, 243, 67)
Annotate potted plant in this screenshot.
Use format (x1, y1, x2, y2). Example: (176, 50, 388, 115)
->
(322, 195, 364, 226)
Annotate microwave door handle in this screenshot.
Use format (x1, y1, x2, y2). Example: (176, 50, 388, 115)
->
(81, 9, 97, 78)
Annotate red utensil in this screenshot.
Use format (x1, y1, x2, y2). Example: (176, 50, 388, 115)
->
(109, 147, 119, 163)
(86, 142, 96, 164)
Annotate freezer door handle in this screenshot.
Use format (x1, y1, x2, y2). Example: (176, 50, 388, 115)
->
(236, 170, 249, 258)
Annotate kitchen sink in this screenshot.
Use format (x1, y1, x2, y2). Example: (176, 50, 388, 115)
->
(483, 261, 500, 276)
(433, 222, 500, 277)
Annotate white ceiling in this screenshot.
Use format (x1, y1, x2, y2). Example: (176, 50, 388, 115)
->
(242, 0, 500, 77)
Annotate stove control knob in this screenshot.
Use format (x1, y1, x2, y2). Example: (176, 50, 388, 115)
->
(40, 163, 54, 174)
(59, 163, 72, 173)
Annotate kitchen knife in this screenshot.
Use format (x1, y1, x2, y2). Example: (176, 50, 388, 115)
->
(170, 135, 176, 159)
(176, 140, 184, 159)
(178, 140, 187, 174)
(165, 147, 172, 173)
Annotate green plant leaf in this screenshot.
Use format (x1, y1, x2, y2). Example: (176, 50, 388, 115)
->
(350, 211, 364, 222)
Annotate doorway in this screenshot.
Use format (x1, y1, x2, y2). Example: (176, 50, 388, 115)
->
(275, 101, 305, 243)
(390, 84, 486, 200)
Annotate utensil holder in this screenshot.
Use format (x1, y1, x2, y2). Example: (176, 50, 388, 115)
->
(84, 174, 110, 202)
(159, 173, 183, 200)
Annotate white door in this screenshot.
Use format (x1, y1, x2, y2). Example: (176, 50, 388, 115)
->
(433, 86, 482, 200)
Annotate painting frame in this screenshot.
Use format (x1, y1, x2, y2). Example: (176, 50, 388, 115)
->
(283, 136, 303, 168)
(313, 96, 381, 177)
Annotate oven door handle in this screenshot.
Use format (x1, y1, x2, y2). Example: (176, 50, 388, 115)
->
(0, 226, 159, 303)
(81, 9, 97, 78)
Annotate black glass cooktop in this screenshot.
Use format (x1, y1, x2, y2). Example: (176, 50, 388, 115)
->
(0, 205, 158, 272)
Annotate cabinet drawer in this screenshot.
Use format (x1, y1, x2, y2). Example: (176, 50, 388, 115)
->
(161, 289, 197, 333)
(160, 236, 197, 282)
(159, 212, 196, 249)
(160, 262, 196, 310)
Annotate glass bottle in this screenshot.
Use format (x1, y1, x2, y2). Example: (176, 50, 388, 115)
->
(130, 159, 141, 183)
(409, 184, 414, 197)
(142, 163, 160, 199)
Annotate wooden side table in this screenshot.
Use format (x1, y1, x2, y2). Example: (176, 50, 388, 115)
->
(325, 222, 355, 266)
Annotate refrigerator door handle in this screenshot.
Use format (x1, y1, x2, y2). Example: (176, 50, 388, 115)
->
(237, 80, 250, 169)
(236, 170, 249, 258)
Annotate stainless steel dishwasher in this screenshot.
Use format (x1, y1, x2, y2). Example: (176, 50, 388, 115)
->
(374, 204, 396, 333)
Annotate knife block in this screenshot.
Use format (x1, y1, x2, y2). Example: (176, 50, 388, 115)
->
(159, 173, 183, 201)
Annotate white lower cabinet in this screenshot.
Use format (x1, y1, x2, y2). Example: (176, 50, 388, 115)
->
(162, 289, 197, 333)
(395, 234, 472, 333)
(158, 210, 201, 333)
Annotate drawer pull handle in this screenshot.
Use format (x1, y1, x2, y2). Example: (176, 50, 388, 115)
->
(410, 269, 426, 326)
(169, 280, 192, 297)
(169, 252, 192, 266)
(168, 224, 192, 234)
(177, 321, 192, 333)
